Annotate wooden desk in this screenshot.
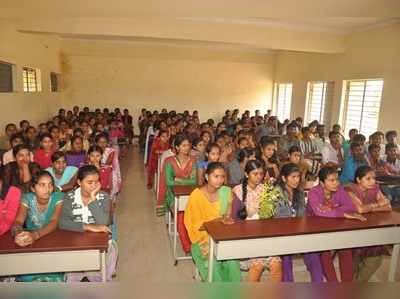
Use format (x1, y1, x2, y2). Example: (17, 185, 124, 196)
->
(204, 212, 400, 282)
(170, 184, 263, 265)
(377, 175, 400, 186)
(0, 230, 109, 281)
(172, 185, 198, 197)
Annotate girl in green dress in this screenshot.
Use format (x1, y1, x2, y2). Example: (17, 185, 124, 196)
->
(156, 134, 197, 253)
(184, 162, 241, 282)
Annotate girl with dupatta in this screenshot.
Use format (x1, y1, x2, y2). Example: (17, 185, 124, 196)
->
(184, 162, 241, 282)
(156, 133, 197, 254)
(231, 160, 282, 282)
(147, 130, 170, 190)
(12, 170, 64, 282)
(95, 133, 122, 198)
(258, 163, 324, 282)
(307, 166, 366, 282)
(346, 165, 392, 281)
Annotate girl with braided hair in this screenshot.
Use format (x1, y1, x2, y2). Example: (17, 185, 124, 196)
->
(231, 160, 282, 282)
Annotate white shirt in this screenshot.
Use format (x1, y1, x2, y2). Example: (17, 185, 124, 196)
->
(314, 137, 327, 154)
(322, 142, 344, 165)
(72, 188, 94, 224)
(143, 126, 155, 164)
(383, 156, 400, 173)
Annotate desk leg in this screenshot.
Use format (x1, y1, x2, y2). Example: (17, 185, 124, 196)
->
(208, 237, 215, 283)
(173, 196, 178, 265)
(101, 251, 107, 282)
(389, 244, 400, 282)
(154, 173, 158, 194)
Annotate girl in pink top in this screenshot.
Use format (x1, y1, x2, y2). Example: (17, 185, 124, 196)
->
(0, 167, 22, 236)
(307, 166, 366, 282)
(346, 165, 392, 281)
(109, 120, 124, 145)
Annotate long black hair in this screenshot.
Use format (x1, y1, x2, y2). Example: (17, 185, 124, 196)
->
(257, 136, 278, 164)
(51, 151, 66, 163)
(12, 143, 31, 158)
(95, 132, 110, 144)
(0, 166, 10, 200)
(77, 165, 100, 182)
(205, 143, 221, 161)
(88, 145, 104, 156)
(191, 137, 203, 149)
(238, 159, 264, 220)
(318, 166, 338, 183)
(173, 133, 191, 151)
(354, 165, 374, 183)
(237, 147, 255, 163)
(275, 163, 302, 212)
(205, 162, 226, 177)
(70, 135, 84, 146)
(31, 170, 55, 190)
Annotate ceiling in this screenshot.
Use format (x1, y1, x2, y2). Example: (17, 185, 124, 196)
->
(60, 34, 276, 54)
(180, 17, 400, 34)
(1, 0, 399, 54)
(0, 0, 399, 18)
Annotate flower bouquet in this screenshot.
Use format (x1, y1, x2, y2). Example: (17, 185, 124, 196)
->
(259, 181, 282, 219)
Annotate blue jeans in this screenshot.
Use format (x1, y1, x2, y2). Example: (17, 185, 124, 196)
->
(380, 185, 400, 207)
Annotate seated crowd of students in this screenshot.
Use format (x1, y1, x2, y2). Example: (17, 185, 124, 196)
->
(141, 108, 398, 282)
(0, 106, 134, 282)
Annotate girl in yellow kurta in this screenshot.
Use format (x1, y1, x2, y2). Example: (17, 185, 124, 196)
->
(184, 162, 241, 282)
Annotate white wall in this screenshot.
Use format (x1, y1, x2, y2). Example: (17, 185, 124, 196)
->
(60, 38, 276, 129)
(0, 20, 62, 134)
(274, 22, 400, 133)
(1, 19, 399, 137)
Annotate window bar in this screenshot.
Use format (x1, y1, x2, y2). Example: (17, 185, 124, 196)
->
(359, 81, 367, 134)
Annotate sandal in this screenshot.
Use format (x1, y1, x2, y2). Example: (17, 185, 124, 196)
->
(156, 205, 166, 217)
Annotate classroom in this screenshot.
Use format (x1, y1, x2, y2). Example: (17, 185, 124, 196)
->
(1, 1, 400, 285)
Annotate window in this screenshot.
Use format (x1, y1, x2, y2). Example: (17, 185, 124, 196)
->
(23, 67, 41, 92)
(50, 72, 60, 92)
(305, 81, 334, 124)
(0, 61, 13, 92)
(274, 83, 292, 121)
(342, 79, 384, 137)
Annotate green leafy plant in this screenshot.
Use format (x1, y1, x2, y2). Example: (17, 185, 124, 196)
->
(259, 181, 282, 219)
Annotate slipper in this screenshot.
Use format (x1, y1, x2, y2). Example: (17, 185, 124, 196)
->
(156, 205, 166, 217)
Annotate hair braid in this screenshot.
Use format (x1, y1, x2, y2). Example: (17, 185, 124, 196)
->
(238, 177, 248, 220)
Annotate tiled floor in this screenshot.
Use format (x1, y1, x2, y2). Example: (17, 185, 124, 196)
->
(115, 147, 400, 283)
